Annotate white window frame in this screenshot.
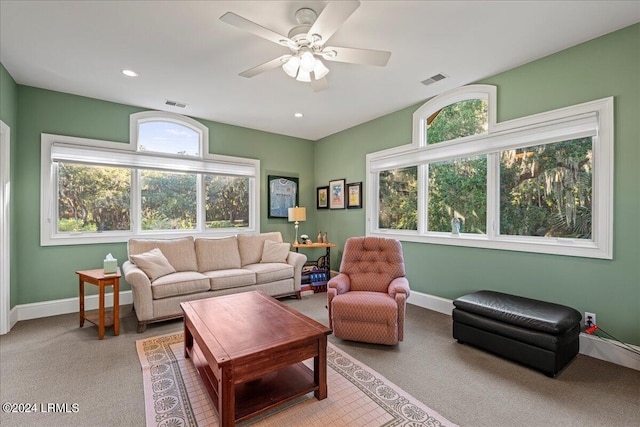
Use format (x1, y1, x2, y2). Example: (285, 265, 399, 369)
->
(366, 85, 613, 259)
(41, 112, 260, 246)
(130, 111, 205, 157)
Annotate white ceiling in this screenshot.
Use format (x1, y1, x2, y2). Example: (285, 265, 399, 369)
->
(1, 1, 639, 141)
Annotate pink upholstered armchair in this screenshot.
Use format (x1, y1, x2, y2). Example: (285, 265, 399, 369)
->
(327, 237, 410, 345)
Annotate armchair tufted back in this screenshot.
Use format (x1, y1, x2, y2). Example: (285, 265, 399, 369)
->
(339, 237, 406, 292)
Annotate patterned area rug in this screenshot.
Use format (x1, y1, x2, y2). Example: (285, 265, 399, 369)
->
(136, 333, 457, 427)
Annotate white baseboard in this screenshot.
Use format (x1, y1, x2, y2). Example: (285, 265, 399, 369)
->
(407, 290, 640, 371)
(407, 291, 454, 315)
(10, 291, 133, 323)
(579, 332, 640, 371)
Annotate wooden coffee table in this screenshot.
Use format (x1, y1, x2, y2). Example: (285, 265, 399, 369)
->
(181, 291, 332, 427)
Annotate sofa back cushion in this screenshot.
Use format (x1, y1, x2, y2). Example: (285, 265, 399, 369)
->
(260, 240, 291, 263)
(237, 232, 283, 266)
(129, 248, 176, 281)
(195, 237, 242, 272)
(128, 236, 197, 272)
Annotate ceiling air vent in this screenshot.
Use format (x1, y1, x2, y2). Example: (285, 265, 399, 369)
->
(421, 73, 447, 86)
(165, 100, 188, 109)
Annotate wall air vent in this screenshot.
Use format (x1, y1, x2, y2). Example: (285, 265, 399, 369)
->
(421, 73, 447, 86)
(165, 100, 188, 109)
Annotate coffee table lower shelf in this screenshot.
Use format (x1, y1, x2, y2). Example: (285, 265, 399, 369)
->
(188, 340, 317, 424)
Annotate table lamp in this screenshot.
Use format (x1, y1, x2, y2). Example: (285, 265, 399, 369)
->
(288, 206, 306, 244)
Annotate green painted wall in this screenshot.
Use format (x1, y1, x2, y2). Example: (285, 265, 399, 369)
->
(5, 23, 639, 344)
(14, 86, 315, 302)
(0, 63, 19, 308)
(315, 23, 640, 344)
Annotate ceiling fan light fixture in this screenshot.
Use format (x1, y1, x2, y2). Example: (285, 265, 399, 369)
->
(299, 50, 316, 73)
(282, 56, 300, 78)
(296, 69, 312, 83)
(313, 59, 330, 79)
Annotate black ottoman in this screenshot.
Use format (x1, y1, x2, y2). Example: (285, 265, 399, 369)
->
(452, 290, 581, 377)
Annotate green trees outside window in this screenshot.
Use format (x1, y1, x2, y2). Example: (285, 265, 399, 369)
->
(428, 156, 487, 234)
(140, 171, 197, 230)
(58, 166, 251, 233)
(500, 138, 592, 238)
(427, 99, 488, 145)
(379, 166, 417, 230)
(378, 96, 593, 239)
(205, 175, 249, 228)
(58, 163, 131, 232)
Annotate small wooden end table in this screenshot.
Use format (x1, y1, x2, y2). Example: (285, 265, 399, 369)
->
(77, 268, 121, 339)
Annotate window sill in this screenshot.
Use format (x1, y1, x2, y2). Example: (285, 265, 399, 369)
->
(368, 230, 611, 259)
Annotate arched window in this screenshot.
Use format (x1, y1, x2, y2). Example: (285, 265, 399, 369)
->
(132, 111, 205, 157)
(41, 111, 259, 245)
(367, 85, 613, 259)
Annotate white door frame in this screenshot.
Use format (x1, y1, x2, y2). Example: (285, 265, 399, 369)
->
(0, 120, 11, 334)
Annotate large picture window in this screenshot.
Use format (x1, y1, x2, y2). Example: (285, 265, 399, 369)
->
(367, 85, 613, 259)
(41, 111, 259, 246)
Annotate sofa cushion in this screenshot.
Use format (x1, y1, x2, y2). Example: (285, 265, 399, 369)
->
(128, 236, 197, 272)
(150, 271, 210, 300)
(237, 232, 283, 266)
(203, 269, 256, 291)
(129, 248, 176, 281)
(243, 263, 293, 284)
(195, 237, 242, 272)
(261, 240, 291, 263)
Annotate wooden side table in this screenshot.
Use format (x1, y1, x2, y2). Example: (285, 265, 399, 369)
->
(77, 268, 121, 339)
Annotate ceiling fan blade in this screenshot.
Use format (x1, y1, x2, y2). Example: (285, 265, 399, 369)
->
(310, 75, 329, 92)
(322, 46, 391, 67)
(239, 55, 290, 78)
(307, 0, 360, 44)
(220, 12, 294, 47)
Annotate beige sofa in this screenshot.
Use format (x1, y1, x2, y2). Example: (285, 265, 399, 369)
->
(122, 232, 306, 332)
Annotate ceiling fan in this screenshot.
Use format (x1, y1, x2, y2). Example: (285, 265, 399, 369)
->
(220, 0, 391, 91)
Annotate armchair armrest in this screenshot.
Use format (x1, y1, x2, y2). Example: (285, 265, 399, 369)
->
(328, 273, 351, 295)
(388, 277, 410, 299)
(388, 276, 410, 341)
(122, 260, 153, 321)
(286, 251, 307, 291)
(327, 273, 351, 330)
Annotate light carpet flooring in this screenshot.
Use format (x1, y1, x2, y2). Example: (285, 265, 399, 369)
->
(1, 292, 639, 426)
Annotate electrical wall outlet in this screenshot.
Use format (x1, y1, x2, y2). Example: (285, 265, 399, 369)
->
(585, 312, 597, 326)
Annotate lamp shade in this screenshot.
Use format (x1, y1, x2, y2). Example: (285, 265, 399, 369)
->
(282, 56, 300, 78)
(296, 69, 311, 82)
(313, 59, 329, 80)
(288, 206, 307, 222)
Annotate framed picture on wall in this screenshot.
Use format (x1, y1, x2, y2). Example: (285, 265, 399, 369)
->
(267, 175, 299, 218)
(317, 186, 329, 209)
(347, 182, 362, 209)
(329, 178, 346, 209)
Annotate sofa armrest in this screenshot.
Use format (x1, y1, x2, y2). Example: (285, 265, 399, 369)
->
(122, 260, 154, 322)
(286, 251, 307, 291)
(388, 277, 410, 299)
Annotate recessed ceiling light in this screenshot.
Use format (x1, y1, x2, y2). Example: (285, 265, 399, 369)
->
(122, 69, 138, 77)
(294, 113, 303, 118)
